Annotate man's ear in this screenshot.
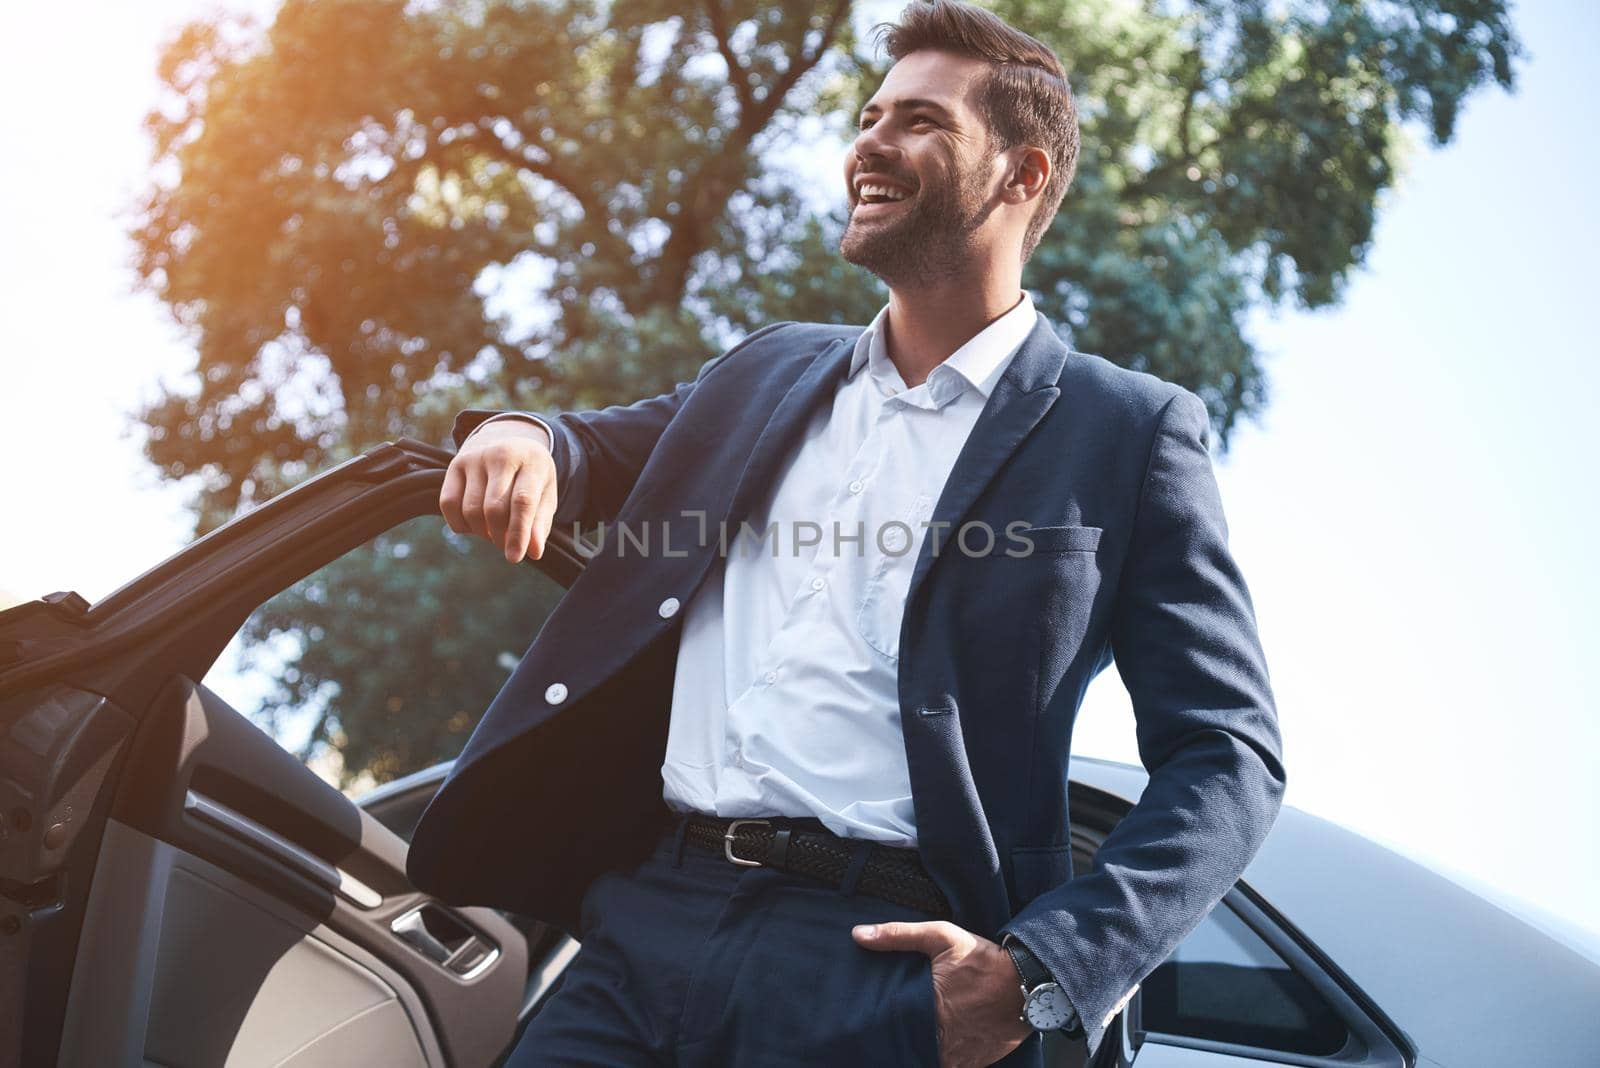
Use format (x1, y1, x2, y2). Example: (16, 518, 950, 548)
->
(1004, 146, 1051, 204)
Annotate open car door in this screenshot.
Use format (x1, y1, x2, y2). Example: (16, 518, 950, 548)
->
(0, 438, 589, 1068)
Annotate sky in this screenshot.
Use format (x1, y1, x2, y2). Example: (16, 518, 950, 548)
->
(0, 0, 1595, 952)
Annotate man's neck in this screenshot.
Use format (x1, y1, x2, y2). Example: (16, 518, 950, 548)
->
(882, 273, 1026, 388)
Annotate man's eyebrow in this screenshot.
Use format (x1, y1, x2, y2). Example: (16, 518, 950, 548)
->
(859, 97, 956, 119)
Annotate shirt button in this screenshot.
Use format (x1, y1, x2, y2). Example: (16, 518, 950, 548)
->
(764, 670, 778, 684)
(848, 479, 864, 494)
(884, 529, 906, 549)
(658, 597, 680, 619)
(810, 577, 825, 592)
(544, 682, 568, 705)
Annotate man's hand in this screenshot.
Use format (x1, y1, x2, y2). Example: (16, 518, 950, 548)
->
(439, 420, 559, 562)
(852, 920, 1032, 1068)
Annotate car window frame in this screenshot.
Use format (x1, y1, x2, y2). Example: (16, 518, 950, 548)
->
(1123, 886, 1409, 1067)
(1064, 784, 1414, 1068)
(200, 509, 578, 790)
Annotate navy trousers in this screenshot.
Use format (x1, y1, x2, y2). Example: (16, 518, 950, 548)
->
(501, 814, 1046, 1066)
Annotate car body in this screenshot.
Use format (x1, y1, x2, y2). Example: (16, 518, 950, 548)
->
(2, 437, 1596, 1067)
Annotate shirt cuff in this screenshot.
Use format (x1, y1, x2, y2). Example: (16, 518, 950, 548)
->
(464, 412, 553, 450)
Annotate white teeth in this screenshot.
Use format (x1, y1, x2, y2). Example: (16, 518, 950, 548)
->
(859, 183, 910, 202)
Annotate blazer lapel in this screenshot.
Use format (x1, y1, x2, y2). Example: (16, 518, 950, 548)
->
(722, 336, 857, 531)
(904, 316, 1070, 611)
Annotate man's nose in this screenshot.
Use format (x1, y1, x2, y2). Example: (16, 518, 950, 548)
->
(851, 124, 903, 165)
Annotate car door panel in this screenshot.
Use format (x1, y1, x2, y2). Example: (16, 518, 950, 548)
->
(53, 674, 527, 1068)
(60, 820, 438, 1068)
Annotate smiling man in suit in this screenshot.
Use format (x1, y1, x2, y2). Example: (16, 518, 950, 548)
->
(407, 2, 1285, 1065)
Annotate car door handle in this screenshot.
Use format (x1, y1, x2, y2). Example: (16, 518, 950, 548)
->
(389, 901, 498, 977)
(390, 903, 460, 963)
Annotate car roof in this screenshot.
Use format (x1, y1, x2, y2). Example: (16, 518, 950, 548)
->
(1069, 756, 1600, 1063)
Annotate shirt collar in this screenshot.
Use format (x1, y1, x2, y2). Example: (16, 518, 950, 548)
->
(847, 291, 1038, 406)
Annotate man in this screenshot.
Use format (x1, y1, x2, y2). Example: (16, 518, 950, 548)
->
(407, 2, 1285, 1065)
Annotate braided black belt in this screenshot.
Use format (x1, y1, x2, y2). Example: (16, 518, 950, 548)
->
(681, 814, 952, 921)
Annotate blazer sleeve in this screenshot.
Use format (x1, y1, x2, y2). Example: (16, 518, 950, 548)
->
(449, 321, 794, 528)
(998, 388, 1287, 1056)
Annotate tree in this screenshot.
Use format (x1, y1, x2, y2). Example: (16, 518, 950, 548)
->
(132, 0, 1518, 786)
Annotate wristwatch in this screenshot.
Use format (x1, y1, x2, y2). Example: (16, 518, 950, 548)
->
(1002, 934, 1083, 1036)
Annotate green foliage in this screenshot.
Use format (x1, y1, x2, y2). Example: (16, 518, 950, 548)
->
(135, 0, 1517, 784)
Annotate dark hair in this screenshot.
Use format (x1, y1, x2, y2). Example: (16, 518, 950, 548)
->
(874, 0, 1079, 261)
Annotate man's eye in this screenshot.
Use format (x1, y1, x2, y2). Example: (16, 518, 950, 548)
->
(858, 118, 876, 130)
(912, 116, 937, 128)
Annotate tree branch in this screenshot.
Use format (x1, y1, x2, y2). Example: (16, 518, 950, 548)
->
(650, 0, 853, 305)
(741, 0, 850, 137)
(1176, 52, 1202, 161)
(706, 0, 754, 118)
(445, 123, 635, 267)
(465, 121, 600, 223)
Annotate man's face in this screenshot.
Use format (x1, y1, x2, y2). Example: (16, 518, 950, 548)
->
(841, 50, 1003, 286)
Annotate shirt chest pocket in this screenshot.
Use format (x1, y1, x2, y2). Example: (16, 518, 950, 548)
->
(855, 493, 934, 662)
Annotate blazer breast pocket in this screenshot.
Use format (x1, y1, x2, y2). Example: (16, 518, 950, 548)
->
(1004, 524, 1102, 557)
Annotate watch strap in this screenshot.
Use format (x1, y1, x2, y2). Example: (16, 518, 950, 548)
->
(1002, 934, 1050, 989)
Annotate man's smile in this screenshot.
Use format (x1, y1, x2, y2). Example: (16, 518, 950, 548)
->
(851, 173, 917, 218)
(858, 181, 912, 203)
(851, 195, 912, 219)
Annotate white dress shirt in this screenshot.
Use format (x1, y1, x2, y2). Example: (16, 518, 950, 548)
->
(660, 294, 1039, 846)
(468, 296, 1040, 845)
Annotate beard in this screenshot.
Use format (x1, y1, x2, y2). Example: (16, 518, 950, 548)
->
(840, 148, 998, 286)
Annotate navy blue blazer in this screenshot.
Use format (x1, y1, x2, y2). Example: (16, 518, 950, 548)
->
(406, 315, 1286, 1055)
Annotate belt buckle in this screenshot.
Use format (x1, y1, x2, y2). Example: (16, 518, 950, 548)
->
(723, 818, 771, 867)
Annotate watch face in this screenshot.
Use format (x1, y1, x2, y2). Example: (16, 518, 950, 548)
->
(1023, 982, 1074, 1030)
